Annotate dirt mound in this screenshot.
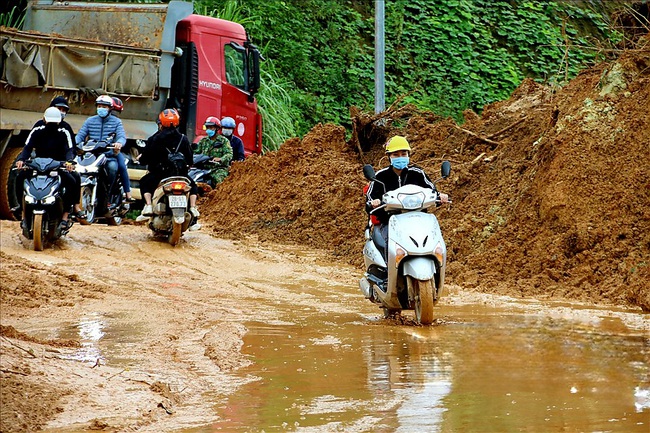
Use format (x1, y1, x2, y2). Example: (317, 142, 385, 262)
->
(202, 36, 650, 311)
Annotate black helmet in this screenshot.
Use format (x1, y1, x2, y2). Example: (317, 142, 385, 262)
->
(50, 96, 70, 111)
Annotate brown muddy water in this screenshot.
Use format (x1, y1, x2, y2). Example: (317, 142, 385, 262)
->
(36, 286, 649, 433)
(178, 288, 649, 433)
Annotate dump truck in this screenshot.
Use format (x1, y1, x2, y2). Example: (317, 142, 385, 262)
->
(0, 0, 262, 218)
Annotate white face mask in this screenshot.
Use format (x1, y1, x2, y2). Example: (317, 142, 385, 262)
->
(222, 128, 234, 137)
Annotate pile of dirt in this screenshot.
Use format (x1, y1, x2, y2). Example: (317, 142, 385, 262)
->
(202, 35, 650, 311)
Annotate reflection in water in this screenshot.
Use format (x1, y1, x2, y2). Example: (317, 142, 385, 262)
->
(184, 300, 648, 433)
(58, 313, 106, 363)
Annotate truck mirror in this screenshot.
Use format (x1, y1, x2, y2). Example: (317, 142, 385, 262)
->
(441, 160, 451, 178)
(249, 48, 261, 95)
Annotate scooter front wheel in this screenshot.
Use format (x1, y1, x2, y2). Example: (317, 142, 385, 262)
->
(33, 213, 44, 251)
(412, 278, 434, 325)
(80, 186, 95, 224)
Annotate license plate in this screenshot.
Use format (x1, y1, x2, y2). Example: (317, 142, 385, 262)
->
(168, 195, 187, 208)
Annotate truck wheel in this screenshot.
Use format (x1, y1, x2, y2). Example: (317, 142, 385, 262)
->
(0, 147, 22, 220)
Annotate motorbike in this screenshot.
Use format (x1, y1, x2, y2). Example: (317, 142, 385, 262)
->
(146, 176, 194, 246)
(188, 153, 219, 196)
(75, 137, 129, 225)
(359, 161, 452, 325)
(19, 157, 74, 251)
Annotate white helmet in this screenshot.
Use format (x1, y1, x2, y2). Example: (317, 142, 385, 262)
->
(43, 106, 62, 123)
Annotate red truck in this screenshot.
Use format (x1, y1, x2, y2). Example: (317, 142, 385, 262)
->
(0, 0, 262, 218)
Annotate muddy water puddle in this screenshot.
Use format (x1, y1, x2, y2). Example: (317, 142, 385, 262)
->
(183, 292, 649, 433)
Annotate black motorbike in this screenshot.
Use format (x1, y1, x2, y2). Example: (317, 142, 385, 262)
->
(75, 137, 129, 225)
(19, 157, 73, 250)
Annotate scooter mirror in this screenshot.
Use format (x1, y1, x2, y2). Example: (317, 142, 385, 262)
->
(441, 160, 451, 178)
(363, 164, 376, 181)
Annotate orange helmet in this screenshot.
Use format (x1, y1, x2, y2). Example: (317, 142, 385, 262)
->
(158, 108, 180, 128)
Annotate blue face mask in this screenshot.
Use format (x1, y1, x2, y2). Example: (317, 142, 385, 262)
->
(206, 129, 216, 138)
(97, 107, 109, 118)
(391, 156, 409, 170)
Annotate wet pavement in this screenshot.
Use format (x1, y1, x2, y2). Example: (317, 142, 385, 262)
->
(179, 288, 649, 433)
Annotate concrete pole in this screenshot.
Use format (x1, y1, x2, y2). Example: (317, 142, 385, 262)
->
(375, 0, 385, 114)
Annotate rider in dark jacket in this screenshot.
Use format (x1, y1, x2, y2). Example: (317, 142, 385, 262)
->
(136, 109, 199, 224)
(15, 107, 84, 229)
(366, 136, 448, 226)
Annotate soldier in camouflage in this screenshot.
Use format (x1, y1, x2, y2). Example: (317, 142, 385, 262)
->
(194, 116, 233, 185)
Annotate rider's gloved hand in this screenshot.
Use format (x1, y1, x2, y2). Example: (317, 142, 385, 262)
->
(15, 160, 24, 170)
(370, 199, 381, 208)
(439, 193, 449, 203)
(64, 161, 75, 172)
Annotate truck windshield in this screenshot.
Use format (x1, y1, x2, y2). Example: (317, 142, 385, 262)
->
(225, 44, 246, 90)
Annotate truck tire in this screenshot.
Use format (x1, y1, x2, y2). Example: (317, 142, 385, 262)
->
(0, 147, 22, 220)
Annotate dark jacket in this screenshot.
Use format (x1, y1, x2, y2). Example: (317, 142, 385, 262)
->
(365, 165, 437, 224)
(18, 123, 75, 163)
(32, 119, 75, 138)
(227, 134, 245, 162)
(140, 128, 193, 176)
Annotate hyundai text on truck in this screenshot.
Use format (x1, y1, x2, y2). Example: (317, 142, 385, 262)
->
(0, 0, 262, 218)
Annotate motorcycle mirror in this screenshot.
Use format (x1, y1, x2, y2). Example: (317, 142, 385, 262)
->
(441, 160, 451, 179)
(363, 164, 376, 181)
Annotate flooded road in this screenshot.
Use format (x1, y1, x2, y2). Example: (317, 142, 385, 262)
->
(183, 289, 649, 433)
(1, 222, 648, 432)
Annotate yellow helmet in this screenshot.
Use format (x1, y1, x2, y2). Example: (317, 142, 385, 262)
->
(385, 136, 411, 154)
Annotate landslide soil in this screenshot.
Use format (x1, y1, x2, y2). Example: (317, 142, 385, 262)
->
(205, 35, 650, 311)
(1, 33, 649, 433)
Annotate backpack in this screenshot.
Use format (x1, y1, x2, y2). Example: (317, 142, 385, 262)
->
(167, 135, 187, 176)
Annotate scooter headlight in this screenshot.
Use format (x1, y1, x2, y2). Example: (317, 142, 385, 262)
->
(43, 196, 57, 205)
(24, 195, 36, 204)
(397, 192, 425, 209)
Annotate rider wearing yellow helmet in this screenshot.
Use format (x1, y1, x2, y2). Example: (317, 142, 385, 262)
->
(366, 135, 449, 226)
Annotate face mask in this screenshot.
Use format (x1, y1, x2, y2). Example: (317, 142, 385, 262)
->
(222, 128, 233, 137)
(59, 111, 67, 119)
(206, 129, 216, 138)
(97, 107, 109, 118)
(391, 156, 409, 170)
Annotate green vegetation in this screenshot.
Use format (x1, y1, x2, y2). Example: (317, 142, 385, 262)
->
(1, 0, 632, 151)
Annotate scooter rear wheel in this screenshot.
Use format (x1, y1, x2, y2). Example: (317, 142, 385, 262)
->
(412, 278, 434, 325)
(33, 213, 44, 251)
(168, 221, 182, 246)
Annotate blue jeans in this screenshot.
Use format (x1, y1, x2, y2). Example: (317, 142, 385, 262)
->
(105, 151, 131, 193)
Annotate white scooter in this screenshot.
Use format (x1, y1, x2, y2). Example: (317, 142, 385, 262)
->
(360, 161, 451, 325)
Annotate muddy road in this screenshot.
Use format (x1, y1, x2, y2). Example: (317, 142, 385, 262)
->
(1, 220, 648, 432)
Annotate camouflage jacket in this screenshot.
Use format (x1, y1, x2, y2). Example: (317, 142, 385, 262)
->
(195, 135, 233, 168)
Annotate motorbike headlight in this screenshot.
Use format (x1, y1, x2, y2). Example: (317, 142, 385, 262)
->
(24, 195, 35, 204)
(397, 192, 425, 209)
(49, 170, 59, 177)
(76, 166, 85, 174)
(43, 196, 56, 205)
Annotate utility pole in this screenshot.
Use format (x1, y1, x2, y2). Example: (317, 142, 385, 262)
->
(375, 0, 385, 114)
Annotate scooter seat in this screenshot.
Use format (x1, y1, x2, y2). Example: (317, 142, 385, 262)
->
(372, 225, 387, 259)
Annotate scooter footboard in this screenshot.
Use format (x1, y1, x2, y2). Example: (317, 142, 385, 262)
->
(402, 257, 436, 280)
